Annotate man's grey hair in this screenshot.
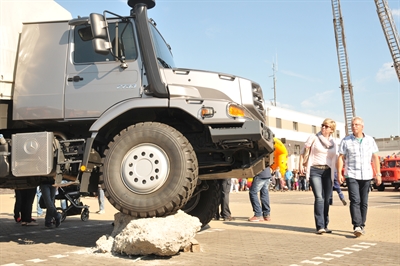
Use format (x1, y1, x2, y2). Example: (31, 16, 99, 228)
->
(352, 116, 364, 125)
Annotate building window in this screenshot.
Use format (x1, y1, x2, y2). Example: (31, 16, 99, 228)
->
(293, 122, 298, 131)
(276, 118, 282, 129)
(312, 125, 316, 133)
(294, 144, 300, 155)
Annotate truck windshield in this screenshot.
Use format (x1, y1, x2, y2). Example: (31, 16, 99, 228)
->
(386, 160, 400, 167)
(149, 23, 175, 68)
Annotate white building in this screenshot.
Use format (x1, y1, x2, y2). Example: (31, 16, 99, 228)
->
(265, 105, 346, 171)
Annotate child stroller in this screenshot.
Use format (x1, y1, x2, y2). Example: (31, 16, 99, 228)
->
(55, 184, 90, 222)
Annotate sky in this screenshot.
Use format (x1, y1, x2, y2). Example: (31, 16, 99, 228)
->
(54, 0, 400, 139)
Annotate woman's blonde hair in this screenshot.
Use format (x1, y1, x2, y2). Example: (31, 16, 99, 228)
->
(322, 118, 336, 135)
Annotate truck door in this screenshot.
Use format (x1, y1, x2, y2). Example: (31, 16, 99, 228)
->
(65, 21, 141, 119)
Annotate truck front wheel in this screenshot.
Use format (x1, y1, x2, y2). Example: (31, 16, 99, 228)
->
(101, 122, 198, 218)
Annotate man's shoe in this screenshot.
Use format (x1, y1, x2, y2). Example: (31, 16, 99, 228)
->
(317, 228, 326, 234)
(248, 216, 263, 222)
(213, 216, 221, 221)
(223, 216, 235, 221)
(354, 226, 363, 237)
(263, 215, 271, 221)
(325, 228, 332, 233)
(45, 224, 54, 229)
(96, 210, 105, 214)
(15, 217, 21, 223)
(55, 214, 61, 228)
(341, 199, 347, 206)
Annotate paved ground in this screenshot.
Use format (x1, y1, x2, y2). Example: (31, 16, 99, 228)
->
(0, 188, 399, 266)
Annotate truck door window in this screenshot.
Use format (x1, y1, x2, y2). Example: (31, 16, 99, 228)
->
(74, 21, 137, 63)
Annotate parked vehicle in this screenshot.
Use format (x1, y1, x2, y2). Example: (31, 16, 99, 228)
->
(374, 158, 400, 191)
(0, 0, 274, 226)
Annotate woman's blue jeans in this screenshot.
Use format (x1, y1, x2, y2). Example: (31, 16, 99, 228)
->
(309, 167, 332, 230)
(249, 177, 271, 217)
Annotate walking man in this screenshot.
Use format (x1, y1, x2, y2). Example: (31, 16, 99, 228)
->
(337, 116, 381, 237)
(248, 167, 272, 222)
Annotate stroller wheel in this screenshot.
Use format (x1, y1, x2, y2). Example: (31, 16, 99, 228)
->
(56, 207, 67, 222)
(81, 208, 89, 221)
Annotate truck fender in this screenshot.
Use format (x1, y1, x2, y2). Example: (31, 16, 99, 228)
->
(89, 97, 169, 132)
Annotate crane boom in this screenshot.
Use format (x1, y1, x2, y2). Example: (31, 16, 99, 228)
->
(331, 0, 356, 136)
(375, 0, 400, 81)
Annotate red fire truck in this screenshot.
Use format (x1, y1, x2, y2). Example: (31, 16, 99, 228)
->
(375, 158, 400, 191)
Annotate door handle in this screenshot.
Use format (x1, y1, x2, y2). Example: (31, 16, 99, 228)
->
(68, 76, 83, 82)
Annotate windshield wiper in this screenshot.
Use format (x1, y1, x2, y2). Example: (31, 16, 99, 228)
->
(157, 57, 171, 68)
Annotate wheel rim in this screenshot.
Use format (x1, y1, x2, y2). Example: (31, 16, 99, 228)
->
(121, 143, 170, 194)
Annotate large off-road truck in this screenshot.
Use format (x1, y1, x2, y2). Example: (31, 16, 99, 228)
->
(0, 0, 274, 226)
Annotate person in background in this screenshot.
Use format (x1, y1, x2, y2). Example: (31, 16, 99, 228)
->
(299, 170, 306, 191)
(275, 167, 284, 191)
(14, 188, 38, 226)
(292, 170, 299, 191)
(214, 179, 235, 221)
(36, 186, 44, 217)
(285, 169, 293, 191)
(97, 185, 105, 214)
(40, 179, 62, 229)
(230, 178, 239, 192)
(239, 178, 248, 191)
(300, 118, 338, 234)
(13, 190, 22, 223)
(248, 167, 272, 222)
(330, 172, 347, 206)
(337, 116, 381, 237)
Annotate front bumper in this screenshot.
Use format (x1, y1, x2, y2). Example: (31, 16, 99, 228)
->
(208, 120, 274, 153)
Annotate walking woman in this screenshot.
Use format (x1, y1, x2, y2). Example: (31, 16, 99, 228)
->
(300, 118, 338, 234)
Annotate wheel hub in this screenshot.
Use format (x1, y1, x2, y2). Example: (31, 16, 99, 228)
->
(121, 143, 169, 194)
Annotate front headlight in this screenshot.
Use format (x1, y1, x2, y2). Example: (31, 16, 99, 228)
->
(227, 103, 245, 118)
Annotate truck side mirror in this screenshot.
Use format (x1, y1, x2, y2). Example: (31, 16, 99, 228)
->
(89, 13, 112, 55)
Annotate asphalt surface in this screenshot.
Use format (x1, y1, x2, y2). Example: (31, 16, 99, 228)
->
(0, 187, 399, 266)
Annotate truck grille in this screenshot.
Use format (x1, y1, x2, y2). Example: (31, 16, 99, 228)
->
(382, 170, 394, 178)
(252, 83, 266, 120)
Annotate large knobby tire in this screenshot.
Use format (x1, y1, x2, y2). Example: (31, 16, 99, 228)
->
(101, 122, 198, 218)
(181, 180, 220, 227)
